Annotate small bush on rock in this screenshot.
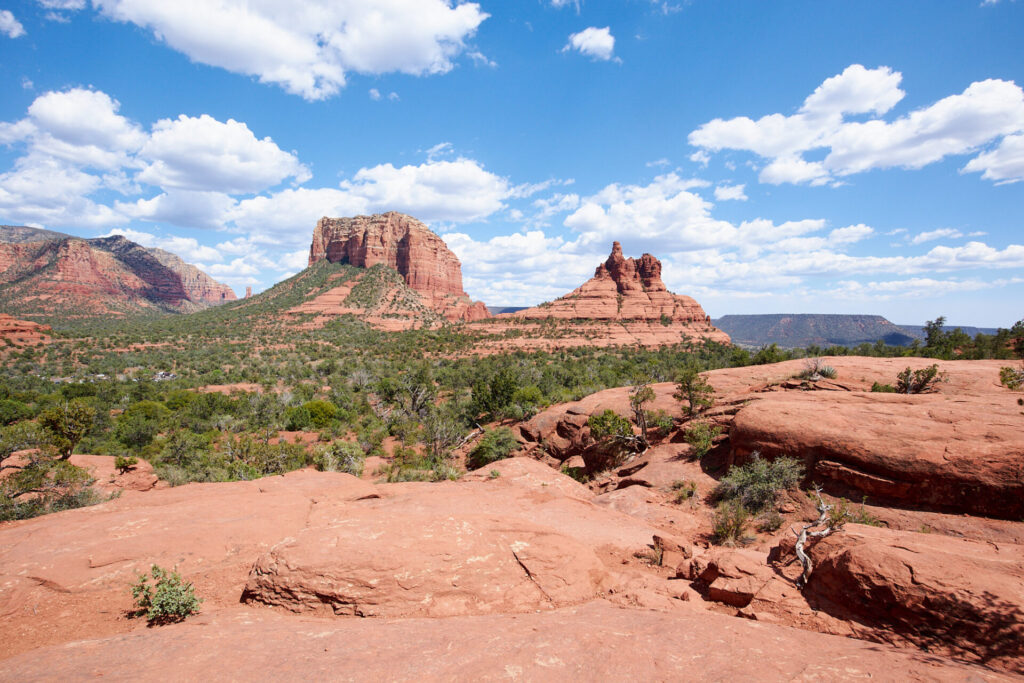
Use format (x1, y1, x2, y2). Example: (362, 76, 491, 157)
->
(683, 421, 722, 460)
(717, 453, 803, 513)
(313, 441, 365, 477)
(712, 500, 751, 546)
(999, 364, 1024, 391)
(114, 455, 138, 473)
(895, 364, 944, 394)
(871, 381, 896, 393)
(466, 427, 518, 470)
(130, 565, 201, 625)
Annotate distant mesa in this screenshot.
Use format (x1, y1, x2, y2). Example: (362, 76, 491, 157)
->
(308, 212, 489, 323)
(475, 241, 729, 349)
(715, 314, 922, 349)
(0, 225, 236, 323)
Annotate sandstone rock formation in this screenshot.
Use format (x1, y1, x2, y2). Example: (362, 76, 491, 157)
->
(0, 459, 1009, 680)
(0, 226, 235, 320)
(0, 314, 51, 347)
(801, 524, 1024, 670)
(1, 602, 1004, 681)
(473, 242, 729, 350)
(308, 212, 488, 322)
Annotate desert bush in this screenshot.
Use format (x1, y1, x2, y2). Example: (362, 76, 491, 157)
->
(587, 410, 632, 441)
(645, 409, 674, 435)
(757, 509, 784, 532)
(717, 453, 803, 512)
(895, 364, 944, 394)
(303, 400, 338, 429)
(38, 399, 96, 459)
(670, 479, 697, 503)
(313, 441, 365, 477)
(683, 421, 722, 459)
(999, 365, 1024, 390)
(712, 500, 751, 546)
(466, 427, 518, 470)
(115, 455, 138, 473)
(130, 565, 201, 625)
(284, 404, 312, 430)
(870, 381, 896, 393)
(798, 357, 837, 380)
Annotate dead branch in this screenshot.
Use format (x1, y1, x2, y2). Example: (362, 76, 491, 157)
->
(791, 486, 845, 589)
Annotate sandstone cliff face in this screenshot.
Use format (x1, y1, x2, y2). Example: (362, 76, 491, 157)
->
(148, 247, 237, 305)
(0, 314, 51, 347)
(308, 212, 488, 322)
(0, 227, 236, 320)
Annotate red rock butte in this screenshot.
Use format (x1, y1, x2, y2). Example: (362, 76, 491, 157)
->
(308, 212, 489, 322)
(474, 241, 730, 350)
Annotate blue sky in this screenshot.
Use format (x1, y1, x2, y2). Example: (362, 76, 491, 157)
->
(0, 0, 1022, 326)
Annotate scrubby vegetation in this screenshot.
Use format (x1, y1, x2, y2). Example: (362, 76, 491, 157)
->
(466, 427, 519, 471)
(2, 275, 1020, 526)
(130, 565, 202, 625)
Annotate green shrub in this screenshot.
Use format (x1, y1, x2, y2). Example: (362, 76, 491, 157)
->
(0, 399, 32, 426)
(670, 479, 697, 503)
(757, 509, 784, 532)
(466, 427, 519, 470)
(717, 453, 803, 512)
(303, 400, 338, 429)
(683, 421, 722, 459)
(114, 455, 138, 473)
(284, 405, 312, 430)
(130, 565, 201, 625)
(712, 500, 751, 546)
(871, 381, 896, 393)
(645, 409, 674, 434)
(999, 365, 1024, 390)
(313, 441, 365, 477)
(489, 469, 501, 479)
(895, 364, 944, 394)
(587, 410, 632, 440)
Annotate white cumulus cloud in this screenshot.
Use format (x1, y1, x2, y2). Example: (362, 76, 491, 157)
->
(689, 64, 1024, 186)
(137, 114, 310, 194)
(563, 26, 616, 61)
(714, 183, 747, 201)
(0, 9, 25, 37)
(66, 0, 489, 100)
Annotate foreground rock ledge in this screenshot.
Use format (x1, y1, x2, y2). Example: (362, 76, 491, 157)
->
(0, 602, 1010, 682)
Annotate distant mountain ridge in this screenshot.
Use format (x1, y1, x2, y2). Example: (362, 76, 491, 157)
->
(713, 314, 917, 348)
(0, 225, 236, 324)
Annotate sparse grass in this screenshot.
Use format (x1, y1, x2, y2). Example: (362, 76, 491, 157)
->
(670, 479, 697, 503)
(712, 500, 752, 547)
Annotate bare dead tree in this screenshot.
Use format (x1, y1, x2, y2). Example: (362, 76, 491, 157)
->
(792, 486, 845, 589)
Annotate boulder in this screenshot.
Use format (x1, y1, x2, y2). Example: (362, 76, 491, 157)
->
(803, 525, 1024, 672)
(730, 392, 1024, 518)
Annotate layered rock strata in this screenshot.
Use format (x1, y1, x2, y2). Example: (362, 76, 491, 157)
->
(0, 227, 235, 319)
(308, 212, 488, 322)
(473, 242, 729, 349)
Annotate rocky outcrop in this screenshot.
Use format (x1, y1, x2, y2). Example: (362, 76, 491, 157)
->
(729, 392, 1024, 519)
(0, 602, 1004, 682)
(0, 314, 51, 346)
(308, 212, 488, 322)
(473, 242, 729, 350)
(0, 226, 236, 320)
(147, 247, 236, 305)
(802, 525, 1024, 672)
(510, 242, 724, 329)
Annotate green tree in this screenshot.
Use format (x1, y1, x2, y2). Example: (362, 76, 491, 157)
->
(673, 361, 714, 416)
(37, 400, 96, 459)
(628, 380, 655, 444)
